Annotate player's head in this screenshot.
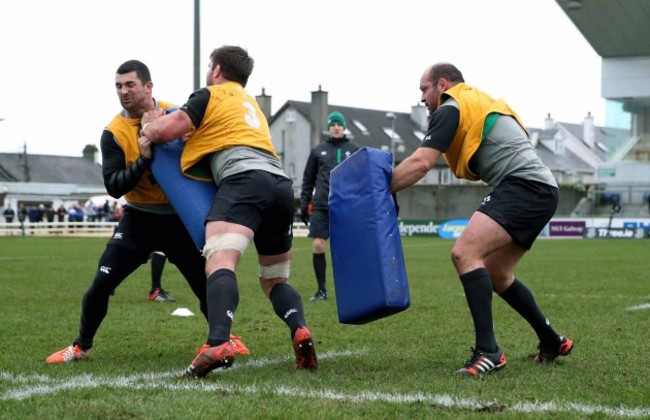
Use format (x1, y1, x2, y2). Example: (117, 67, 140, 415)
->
(419, 62, 464, 114)
(117, 60, 151, 84)
(207, 45, 254, 87)
(327, 111, 346, 139)
(115, 60, 153, 115)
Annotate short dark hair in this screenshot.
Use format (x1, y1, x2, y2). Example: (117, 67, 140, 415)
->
(209, 46, 254, 87)
(429, 63, 464, 84)
(116, 60, 151, 84)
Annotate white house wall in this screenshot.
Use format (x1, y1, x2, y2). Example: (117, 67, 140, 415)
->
(270, 108, 312, 196)
(602, 57, 650, 99)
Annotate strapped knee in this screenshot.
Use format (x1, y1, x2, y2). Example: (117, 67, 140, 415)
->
(259, 260, 291, 279)
(202, 233, 250, 260)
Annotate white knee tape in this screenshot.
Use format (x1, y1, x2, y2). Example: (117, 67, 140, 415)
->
(259, 260, 291, 279)
(202, 233, 250, 259)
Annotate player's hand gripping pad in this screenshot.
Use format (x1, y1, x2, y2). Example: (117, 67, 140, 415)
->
(329, 147, 410, 324)
(150, 138, 217, 251)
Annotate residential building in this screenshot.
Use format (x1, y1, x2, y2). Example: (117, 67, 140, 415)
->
(0, 144, 104, 213)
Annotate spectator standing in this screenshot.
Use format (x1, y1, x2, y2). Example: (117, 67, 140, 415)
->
(45, 204, 56, 223)
(95, 200, 108, 222)
(110, 202, 123, 221)
(37, 204, 45, 222)
(67, 203, 84, 223)
(85, 200, 97, 222)
(300, 111, 359, 301)
(56, 204, 67, 222)
(28, 205, 39, 223)
(67, 204, 77, 222)
(75, 205, 84, 222)
(3, 204, 16, 223)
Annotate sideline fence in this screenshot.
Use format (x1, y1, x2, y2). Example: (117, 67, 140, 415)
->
(0, 221, 309, 238)
(1, 221, 117, 237)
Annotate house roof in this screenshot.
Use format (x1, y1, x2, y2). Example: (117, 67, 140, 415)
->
(561, 123, 631, 161)
(0, 152, 103, 184)
(271, 100, 633, 171)
(274, 100, 426, 164)
(534, 141, 594, 173)
(531, 121, 631, 166)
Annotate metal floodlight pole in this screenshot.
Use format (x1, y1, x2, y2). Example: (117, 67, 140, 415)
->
(193, 0, 201, 91)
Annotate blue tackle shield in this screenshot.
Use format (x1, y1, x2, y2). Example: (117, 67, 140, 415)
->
(329, 147, 410, 324)
(150, 138, 216, 251)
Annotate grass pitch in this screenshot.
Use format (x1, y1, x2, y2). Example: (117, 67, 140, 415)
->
(1, 236, 649, 419)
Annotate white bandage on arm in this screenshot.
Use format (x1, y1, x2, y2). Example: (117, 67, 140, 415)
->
(259, 260, 291, 279)
(202, 233, 251, 259)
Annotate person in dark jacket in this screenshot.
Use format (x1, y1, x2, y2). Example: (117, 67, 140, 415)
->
(56, 204, 67, 222)
(300, 111, 359, 301)
(3, 204, 16, 223)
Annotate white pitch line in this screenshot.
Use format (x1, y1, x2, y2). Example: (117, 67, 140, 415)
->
(3, 349, 650, 418)
(625, 303, 650, 311)
(1, 349, 362, 400)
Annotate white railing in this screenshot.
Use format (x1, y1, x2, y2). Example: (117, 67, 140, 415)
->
(1, 221, 118, 237)
(1, 221, 310, 238)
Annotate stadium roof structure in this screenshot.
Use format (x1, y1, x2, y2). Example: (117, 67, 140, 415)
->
(556, 0, 650, 58)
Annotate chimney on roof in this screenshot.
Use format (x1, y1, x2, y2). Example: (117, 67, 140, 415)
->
(310, 85, 328, 148)
(255, 87, 272, 120)
(583, 111, 595, 148)
(83, 144, 99, 164)
(544, 113, 555, 130)
(410, 103, 428, 130)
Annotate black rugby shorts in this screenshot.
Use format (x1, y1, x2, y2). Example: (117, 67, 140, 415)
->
(477, 175, 558, 250)
(307, 209, 330, 240)
(207, 170, 293, 255)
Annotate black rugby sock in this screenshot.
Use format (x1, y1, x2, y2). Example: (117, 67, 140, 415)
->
(150, 252, 166, 292)
(270, 283, 306, 337)
(459, 268, 498, 353)
(499, 278, 558, 344)
(206, 269, 239, 346)
(313, 253, 326, 292)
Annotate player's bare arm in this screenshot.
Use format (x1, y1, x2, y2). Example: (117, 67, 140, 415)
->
(391, 147, 441, 193)
(142, 109, 193, 144)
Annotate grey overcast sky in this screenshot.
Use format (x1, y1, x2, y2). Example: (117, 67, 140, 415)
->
(0, 0, 604, 157)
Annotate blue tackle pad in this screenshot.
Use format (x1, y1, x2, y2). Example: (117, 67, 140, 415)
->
(150, 138, 216, 251)
(329, 147, 410, 324)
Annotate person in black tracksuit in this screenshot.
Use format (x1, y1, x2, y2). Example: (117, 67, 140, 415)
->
(300, 111, 360, 301)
